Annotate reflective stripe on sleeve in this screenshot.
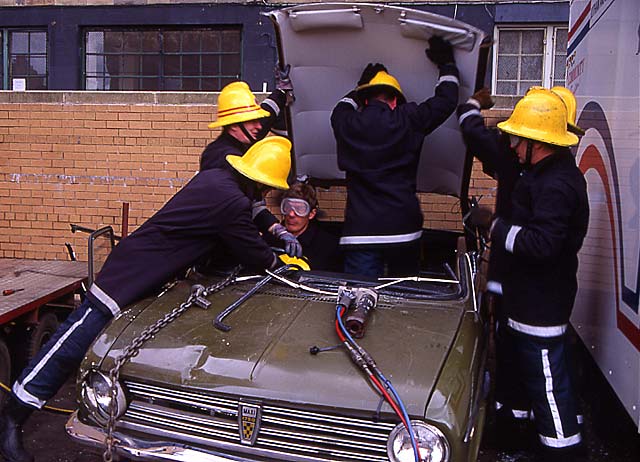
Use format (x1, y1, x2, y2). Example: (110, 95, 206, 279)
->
(458, 108, 481, 126)
(262, 98, 280, 116)
(505, 225, 522, 253)
(437, 74, 460, 86)
(339, 97, 358, 110)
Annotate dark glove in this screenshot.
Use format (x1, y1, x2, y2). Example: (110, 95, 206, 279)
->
(357, 62, 388, 86)
(471, 87, 495, 110)
(271, 223, 303, 258)
(425, 36, 455, 66)
(275, 64, 293, 91)
(469, 206, 494, 230)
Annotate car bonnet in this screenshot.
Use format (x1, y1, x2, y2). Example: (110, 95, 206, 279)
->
(266, 2, 487, 196)
(98, 280, 465, 416)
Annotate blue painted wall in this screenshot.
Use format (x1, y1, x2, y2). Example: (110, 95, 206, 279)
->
(0, 2, 569, 91)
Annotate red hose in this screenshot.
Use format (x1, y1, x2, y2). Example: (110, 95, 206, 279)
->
(335, 306, 408, 428)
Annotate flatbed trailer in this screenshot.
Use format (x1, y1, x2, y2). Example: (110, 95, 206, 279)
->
(0, 259, 87, 405)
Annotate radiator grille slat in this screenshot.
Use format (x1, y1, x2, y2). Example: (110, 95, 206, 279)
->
(122, 380, 394, 462)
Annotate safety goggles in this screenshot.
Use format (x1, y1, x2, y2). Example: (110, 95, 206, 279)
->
(280, 198, 311, 217)
(509, 134, 524, 149)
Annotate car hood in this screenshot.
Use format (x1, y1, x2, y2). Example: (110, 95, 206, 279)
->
(97, 281, 465, 416)
(266, 2, 487, 196)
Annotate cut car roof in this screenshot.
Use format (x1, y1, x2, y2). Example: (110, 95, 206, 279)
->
(267, 2, 487, 197)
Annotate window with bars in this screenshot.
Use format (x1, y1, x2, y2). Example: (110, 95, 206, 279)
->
(0, 29, 48, 90)
(493, 25, 568, 96)
(84, 27, 242, 91)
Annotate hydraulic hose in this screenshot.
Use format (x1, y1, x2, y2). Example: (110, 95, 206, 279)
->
(335, 304, 420, 462)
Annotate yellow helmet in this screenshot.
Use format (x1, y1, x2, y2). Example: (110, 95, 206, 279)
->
(551, 86, 585, 135)
(497, 88, 579, 147)
(209, 81, 270, 129)
(226, 136, 291, 190)
(356, 70, 405, 102)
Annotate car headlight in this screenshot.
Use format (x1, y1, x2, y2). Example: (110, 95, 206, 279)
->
(387, 421, 450, 462)
(80, 370, 127, 426)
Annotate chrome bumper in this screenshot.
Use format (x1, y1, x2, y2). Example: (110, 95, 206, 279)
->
(65, 411, 250, 462)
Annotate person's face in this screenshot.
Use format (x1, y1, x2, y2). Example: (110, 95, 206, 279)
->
(281, 198, 316, 237)
(227, 120, 262, 144)
(509, 135, 528, 164)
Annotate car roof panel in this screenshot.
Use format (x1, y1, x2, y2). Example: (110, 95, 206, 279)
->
(267, 2, 487, 197)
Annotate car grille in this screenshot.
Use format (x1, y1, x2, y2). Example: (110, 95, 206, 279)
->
(120, 380, 396, 462)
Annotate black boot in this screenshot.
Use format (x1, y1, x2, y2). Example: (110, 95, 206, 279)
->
(0, 396, 35, 462)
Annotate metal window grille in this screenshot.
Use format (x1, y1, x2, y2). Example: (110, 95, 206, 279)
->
(493, 25, 568, 97)
(83, 27, 242, 91)
(2, 29, 48, 90)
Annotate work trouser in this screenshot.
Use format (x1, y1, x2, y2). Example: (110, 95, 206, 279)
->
(11, 299, 112, 409)
(343, 240, 421, 278)
(495, 321, 582, 451)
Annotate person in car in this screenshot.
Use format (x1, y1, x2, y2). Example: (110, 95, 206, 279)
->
(268, 181, 342, 272)
(458, 85, 586, 451)
(487, 88, 589, 462)
(199, 77, 302, 259)
(0, 137, 293, 462)
(330, 36, 459, 278)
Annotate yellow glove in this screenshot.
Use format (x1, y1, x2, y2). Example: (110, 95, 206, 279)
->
(278, 254, 311, 271)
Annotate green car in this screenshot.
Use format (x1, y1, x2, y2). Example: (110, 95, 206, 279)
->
(66, 4, 490, 462)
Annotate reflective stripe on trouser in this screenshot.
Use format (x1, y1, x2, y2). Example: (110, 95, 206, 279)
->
(11, 298, 112, 409)
(499, 326, 582, 449)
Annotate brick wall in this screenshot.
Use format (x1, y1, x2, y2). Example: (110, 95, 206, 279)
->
(0, 91, 507, 261)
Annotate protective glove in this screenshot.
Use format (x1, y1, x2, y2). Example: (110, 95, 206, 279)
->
(425, 36, 455, 66)
(470, 87, 495, 110)
(275, 64, 293, 92)
(357, 62, 388, 86)
(469, 206, 494, 231)
(271, 223, 303, 258)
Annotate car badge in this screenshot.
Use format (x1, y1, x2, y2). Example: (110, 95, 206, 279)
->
(238, 402, 262, 445)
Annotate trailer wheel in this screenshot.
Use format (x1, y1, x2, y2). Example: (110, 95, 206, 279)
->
(27, 312, 59, 361)
(0, 338, 10, 407)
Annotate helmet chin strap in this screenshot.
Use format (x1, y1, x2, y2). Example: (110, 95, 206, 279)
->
(524, 140, 534, 168)
(239, 123, 258, 146)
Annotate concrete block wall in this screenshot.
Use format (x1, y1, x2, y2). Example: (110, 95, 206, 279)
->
(0, 91, 505, 261)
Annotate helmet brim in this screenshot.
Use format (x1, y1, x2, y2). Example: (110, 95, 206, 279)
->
(497, 120, 579, 147)
(226, 154, 290, 190)
(208, 107, 271, 129)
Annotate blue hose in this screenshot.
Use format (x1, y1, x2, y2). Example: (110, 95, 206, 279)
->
(336, 306, 420, 462)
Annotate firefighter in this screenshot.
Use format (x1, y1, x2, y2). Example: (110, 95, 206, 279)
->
(458, 86, 587, 452)
(485, 89, 589, 461)
(0, 137, 293, 462)
(330, 36, 459, 278)
(200, 78, 302, 258)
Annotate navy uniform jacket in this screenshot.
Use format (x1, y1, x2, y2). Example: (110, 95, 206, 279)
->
(86, 168, 276, 317)
(331, 64, 459, 246)
(198, 90, 287, 233)
(491, 149, 589, 328)
(457, 101, 523, 291)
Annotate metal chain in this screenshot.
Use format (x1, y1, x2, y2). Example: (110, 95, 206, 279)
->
(102, 267, 241, 462)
